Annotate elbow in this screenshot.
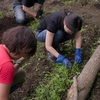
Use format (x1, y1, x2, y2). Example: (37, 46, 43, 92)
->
(45, 45, 49, 51)
(22, 5, 26, 11)
(22, 7, 25, 11)
(45, 44, 51, 52)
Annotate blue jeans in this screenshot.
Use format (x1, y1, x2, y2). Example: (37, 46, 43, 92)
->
(13, 0, 26, 24)
(36, 30, 65, 48)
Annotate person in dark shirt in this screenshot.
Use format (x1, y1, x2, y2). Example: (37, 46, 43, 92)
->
(36, 9, 83, 67)
(13, 0, 45, 24)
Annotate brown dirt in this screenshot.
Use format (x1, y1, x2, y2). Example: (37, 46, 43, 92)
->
(0, 0, 100, 100)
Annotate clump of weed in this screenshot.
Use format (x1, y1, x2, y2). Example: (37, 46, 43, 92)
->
(0, 11, 4, 19)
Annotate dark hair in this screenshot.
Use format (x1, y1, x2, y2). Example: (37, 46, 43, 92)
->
(2, 26, 37, 56)
(64, 10, 82, 34)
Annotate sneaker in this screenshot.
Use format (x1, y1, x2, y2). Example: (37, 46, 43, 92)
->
(35, 9, 43, 20)
(47, 51, 56, 62)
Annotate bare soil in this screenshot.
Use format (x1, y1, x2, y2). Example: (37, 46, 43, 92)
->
(0, 0, 100, 100)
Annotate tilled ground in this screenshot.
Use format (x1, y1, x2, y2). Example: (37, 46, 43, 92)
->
(0, 0, 100, 100)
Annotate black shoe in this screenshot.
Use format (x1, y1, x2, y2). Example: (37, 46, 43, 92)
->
(56, 45, 63, 53)
(47, 51, 56, 62)
(35, 9, 43, 20)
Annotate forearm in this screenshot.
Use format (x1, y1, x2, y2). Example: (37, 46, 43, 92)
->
(75, 32, 82, 48)
(46, 45, 59, 58)
(45, 31, 59, 58)
(23, 5, 36, 18)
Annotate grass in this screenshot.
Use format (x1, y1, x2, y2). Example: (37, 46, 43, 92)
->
(0, 11, 4, 19)
(63, 0, 74, 5)
(0, 0, 100, 100)
(21, 1, 100, 100)
(22, 23, 100, 100)
(22, 62, 84, 100)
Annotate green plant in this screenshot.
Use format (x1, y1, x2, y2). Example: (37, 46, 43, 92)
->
(81, 26, 87, 34)
(63, 0, 75, 5)
(28, 20, 40, 33)
(0, 11, 4, 19)
(33, 64, 73, 100)
(21, 5, 100, 100)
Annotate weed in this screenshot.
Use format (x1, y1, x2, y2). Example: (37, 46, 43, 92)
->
(21, 1, 100, 100)
(63, 0, 75, 5)
(0, 11, 4, 19)
(28, 20, 40, 33)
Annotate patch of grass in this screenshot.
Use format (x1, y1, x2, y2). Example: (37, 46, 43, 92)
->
(21, 3, 100, 100)
(0, 11, 4, 19)
(81, 26, 87, 34)
(33, 64, 83, 100)
(63, 0, 75, 5)
(28, 20, 40, 33)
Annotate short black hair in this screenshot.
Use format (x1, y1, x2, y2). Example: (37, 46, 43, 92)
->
(64, 12, 82, 33)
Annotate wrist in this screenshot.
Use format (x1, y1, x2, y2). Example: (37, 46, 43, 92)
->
(33, 13, 37, 18)
(75, 48, 82, 56)
(76, 48, 81, 50)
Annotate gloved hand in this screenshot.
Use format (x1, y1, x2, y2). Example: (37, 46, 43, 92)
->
(35, 9, 43, 20)
(74, 48, 82, 64)
(56, 54, 72, 67)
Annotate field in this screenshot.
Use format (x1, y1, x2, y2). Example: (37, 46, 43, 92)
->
(0, 0, 100, 100)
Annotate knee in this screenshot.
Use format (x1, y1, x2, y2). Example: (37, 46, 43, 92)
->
(16, 17, 25, 24)
(12, 68, 26, 87)
(19, 68, 26, 79)
(15, 68, 26, 81)
(35, 31, 46, 42)
(56, 30, 63, 39)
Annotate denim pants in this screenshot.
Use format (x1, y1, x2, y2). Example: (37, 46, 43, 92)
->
(36, 30, 72, 48)
(36, 30, 67, 48)
(10, 68, 26, 94)
(13, 0, 26, 24)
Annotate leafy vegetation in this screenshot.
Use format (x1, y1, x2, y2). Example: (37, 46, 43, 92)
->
(0, 0, 97, 99)
(0, 11, 4, 19)
(21, 18, 100, 99)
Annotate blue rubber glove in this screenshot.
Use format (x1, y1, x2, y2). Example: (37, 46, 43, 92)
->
(56, 54, 72, 67)
(74, 48, 82, 64)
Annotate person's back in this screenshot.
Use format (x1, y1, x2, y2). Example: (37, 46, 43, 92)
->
(37, 10, 66, 33)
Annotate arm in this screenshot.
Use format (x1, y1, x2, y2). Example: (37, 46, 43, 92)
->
(45, 30, 59, 58)
(75, 31, 82, 48)
(45, 30, 71, 67)
(74, 31, 82, 63)
(22, 5, 37, 20)
(0, 83, 11, 100)
(0, 62, 14, 100)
